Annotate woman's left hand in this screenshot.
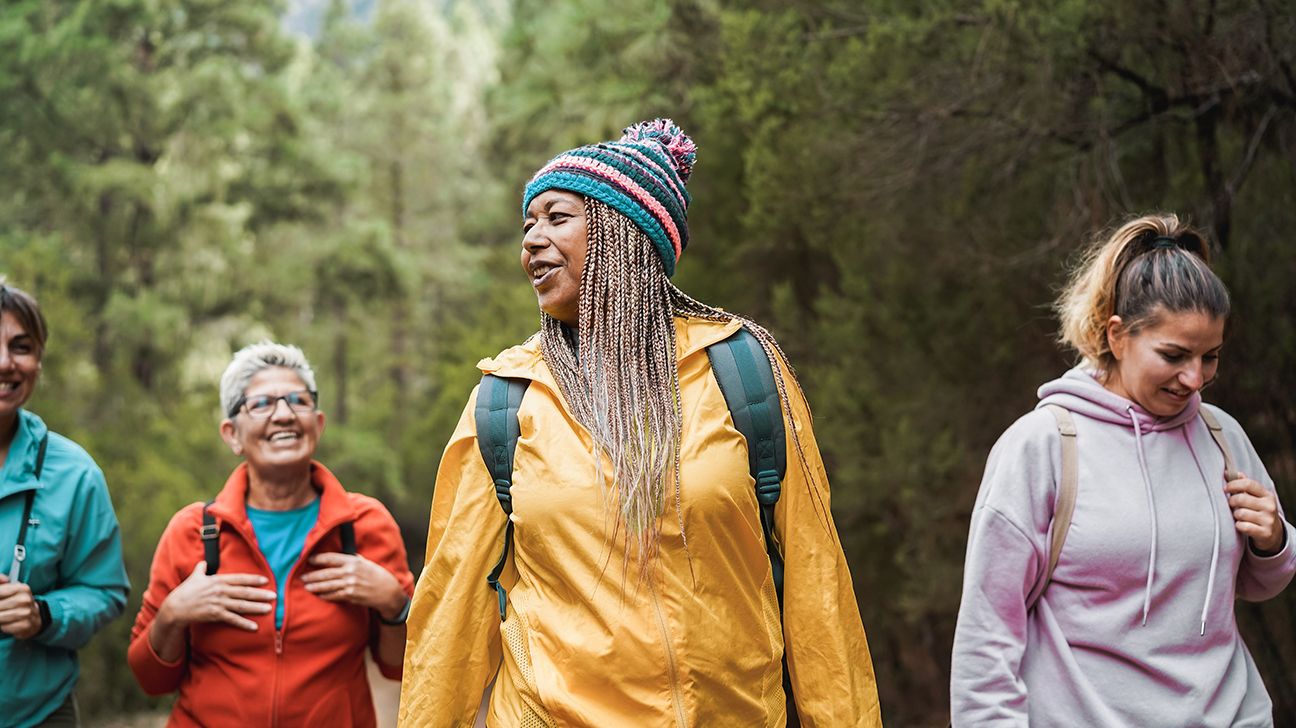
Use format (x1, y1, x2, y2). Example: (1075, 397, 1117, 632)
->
(1226, 473, 1287, 555)
(0, 576, 42, 639)
(302, 553, 408, 621)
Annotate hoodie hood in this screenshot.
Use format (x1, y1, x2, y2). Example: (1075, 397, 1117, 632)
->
(1037, 366, 1201, 431)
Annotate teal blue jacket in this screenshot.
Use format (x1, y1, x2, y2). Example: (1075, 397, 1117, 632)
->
(1, 409, 129, 727)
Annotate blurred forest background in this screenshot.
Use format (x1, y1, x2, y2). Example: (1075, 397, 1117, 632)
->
(2, 0, 1294, 725)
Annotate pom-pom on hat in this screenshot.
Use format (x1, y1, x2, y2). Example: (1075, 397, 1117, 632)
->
(523, 118, 697, 277)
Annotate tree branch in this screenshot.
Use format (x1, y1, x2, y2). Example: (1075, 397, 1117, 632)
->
(1227, 104, 1277, 198)
(1088, 50, 1168, 106)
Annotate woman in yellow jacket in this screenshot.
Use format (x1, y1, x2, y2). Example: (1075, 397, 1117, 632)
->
(399, 120, 881, 727)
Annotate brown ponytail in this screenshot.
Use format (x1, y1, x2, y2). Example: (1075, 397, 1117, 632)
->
(1055, 213, 1228, 374)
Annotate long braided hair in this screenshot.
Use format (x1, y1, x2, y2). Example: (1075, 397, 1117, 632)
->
(539, 198, 818, 576)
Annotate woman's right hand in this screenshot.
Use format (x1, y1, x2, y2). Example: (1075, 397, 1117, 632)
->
(148, 561, 276, 663)
(158, 561, 276, 631)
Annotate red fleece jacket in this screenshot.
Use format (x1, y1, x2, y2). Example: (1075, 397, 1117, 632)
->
(128, 462, 414, 727)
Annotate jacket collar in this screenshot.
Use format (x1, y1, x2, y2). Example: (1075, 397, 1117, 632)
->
(207, 461, 356, 534)
(0, 409, 49, 498)
(477, 316, 744, 384)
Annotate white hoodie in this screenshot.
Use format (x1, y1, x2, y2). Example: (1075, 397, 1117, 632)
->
(951, 368, 1295, 727)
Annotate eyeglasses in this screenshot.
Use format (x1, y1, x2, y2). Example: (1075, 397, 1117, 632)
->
(229, 390, 318, 419)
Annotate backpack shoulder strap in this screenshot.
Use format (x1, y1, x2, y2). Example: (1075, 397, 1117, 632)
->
(1028, 404, 1079, 608)
(339, 521, 357, 555)
(474, 373, 529, 620)
(201, 499, 221, 575)
(706, 328, 787, 598)
(1198, 407, 1240, 482)
(8, 434, 49, 582)
(707, 328, 801, 725)
(8, 491, 36, 583)
(33, 433, 48, 480)
(475, 374, 529, 515)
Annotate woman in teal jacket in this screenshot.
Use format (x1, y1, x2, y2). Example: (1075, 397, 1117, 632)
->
(0, 280, 129, 727)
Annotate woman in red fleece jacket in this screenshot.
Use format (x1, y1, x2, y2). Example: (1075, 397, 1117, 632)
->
(128, 342, 414, 727)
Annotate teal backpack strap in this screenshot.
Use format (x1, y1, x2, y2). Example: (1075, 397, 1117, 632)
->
(707, 328, 800, 725)
(474, 373, 529, 621)
(707, 328, 788, 598)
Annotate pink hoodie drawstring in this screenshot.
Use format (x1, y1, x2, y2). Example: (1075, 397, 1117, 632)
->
(1184, 429, 1223, 636)
(1130, 406, 1223, 636)
(1128, 407, 1159, 626)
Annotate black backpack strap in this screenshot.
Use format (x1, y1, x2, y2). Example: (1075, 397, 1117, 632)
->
(8, 434, 49, 583)
(339, 521, 357, 555)
(8, 491, 36, 583)
(707, 328, 800, 725)
(33, 433, 48, 480)
(474, 374, 529, 621)
(201, 500, 220, 575)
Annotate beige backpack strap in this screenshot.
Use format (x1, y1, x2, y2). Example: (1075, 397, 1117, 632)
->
(1028, 404, 1079, 608)
(1198, 407, 1240, 481)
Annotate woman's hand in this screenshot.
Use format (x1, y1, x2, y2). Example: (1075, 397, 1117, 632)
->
(1227, 473, 1287, 555)
(0, 575, 42, 639)
(157, 561, 276, 632)
(302, 552, 407, 621)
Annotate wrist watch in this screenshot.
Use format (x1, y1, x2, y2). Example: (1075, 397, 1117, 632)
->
(379, 597, 412, 626)
(35, 598, 52, 637)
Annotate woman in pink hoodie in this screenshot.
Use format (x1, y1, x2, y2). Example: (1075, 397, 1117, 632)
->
(951, 214, 1294, 727)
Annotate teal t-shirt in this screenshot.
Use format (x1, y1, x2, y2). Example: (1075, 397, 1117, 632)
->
(247, 497, 320, 629)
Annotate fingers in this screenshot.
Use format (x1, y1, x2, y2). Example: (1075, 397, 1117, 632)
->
(304, 578, 353, 598)
(311, 587, 351, 603)
(222, 586, 277, 602)
(222, 598, 274, 615)
(300, 567, 349, 584)
(215, 573, 272, 587)
(1234, 519, 1280, 546)
(0, 583, 33, 610)
(0, 618, 38, 637)
(1228, 492, 1275, 513)
(165, 567, 275, 629)
(0, 606, 34, 624)
(1224, 475, 1264, 496)
(1231, 508, 1275, 527)
(0, 582, 30, 599)
(308, 552, 354, 568)
(216, 609, 260, 631)
(185, 562, 269, 587)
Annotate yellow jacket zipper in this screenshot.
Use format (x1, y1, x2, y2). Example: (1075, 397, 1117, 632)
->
(651, 587, 688, 727)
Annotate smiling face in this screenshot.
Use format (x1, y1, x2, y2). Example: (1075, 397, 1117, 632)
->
(522, 189, 589, 326)
(0, 310, 41, 432)
(1105, 308, 1225, 417)
(220, 366, 324, 475)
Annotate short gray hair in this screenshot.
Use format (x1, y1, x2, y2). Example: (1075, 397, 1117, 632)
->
(219, 341, 318, 418)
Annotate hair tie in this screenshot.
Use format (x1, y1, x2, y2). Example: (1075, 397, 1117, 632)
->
(1151, 235, 1179, 250)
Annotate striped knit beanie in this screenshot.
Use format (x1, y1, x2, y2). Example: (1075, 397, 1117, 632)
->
(522, 118, 697, 277)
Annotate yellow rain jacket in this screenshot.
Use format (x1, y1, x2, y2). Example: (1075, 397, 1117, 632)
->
(400, 316, 881, 727)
